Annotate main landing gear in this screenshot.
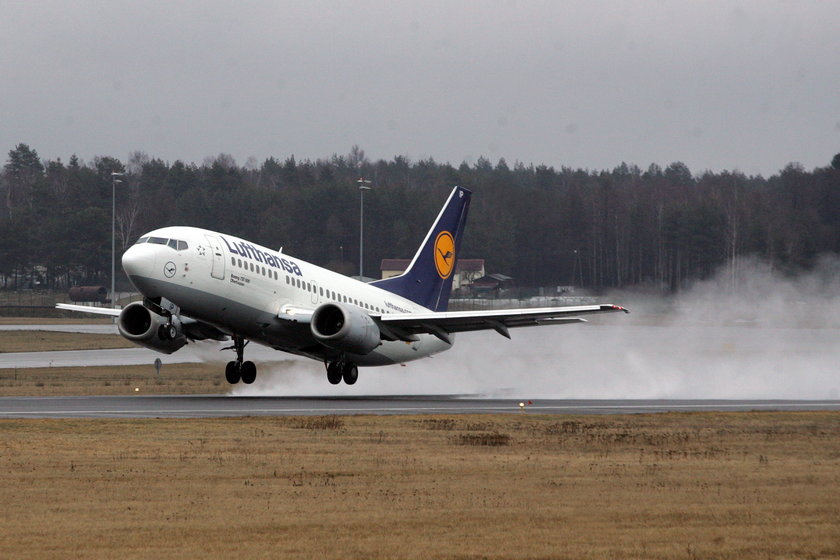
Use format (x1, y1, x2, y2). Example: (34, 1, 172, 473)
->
(225, 335, 257, 385)
(326, 361, 358, 385)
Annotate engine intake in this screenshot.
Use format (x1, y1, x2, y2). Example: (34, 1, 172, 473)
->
(118, 302, 186, 354)
(311, 302, 381, 355)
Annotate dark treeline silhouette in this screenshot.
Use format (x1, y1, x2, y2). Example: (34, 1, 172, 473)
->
(3, 143, 840, 293)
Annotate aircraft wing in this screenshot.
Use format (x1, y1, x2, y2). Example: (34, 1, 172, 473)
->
(376, 304, 629, 344)
(56, 303, 228, 341)
(56, 303, 122, 317)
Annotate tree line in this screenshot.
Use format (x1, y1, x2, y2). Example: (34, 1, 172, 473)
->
(2, 143, 840, 293)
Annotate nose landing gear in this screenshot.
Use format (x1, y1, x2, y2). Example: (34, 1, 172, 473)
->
(224, 335, 257, 384)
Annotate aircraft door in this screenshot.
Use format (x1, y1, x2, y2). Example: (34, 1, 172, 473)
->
(310, 281, 319, 305)
(205, 235, 226, 280)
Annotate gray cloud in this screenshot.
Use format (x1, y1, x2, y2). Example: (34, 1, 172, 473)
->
(2, 1, 838, 174)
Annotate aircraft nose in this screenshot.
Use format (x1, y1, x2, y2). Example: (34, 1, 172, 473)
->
(121, 243, 156, 280)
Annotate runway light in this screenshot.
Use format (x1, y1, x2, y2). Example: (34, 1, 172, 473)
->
(519, 402, 525, 410)
(134, 387, 139, 392)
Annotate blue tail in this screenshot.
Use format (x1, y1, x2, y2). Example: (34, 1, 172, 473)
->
(371, 186, 471, 311)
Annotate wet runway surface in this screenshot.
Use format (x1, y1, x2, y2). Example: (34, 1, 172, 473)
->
(1, 395, 839, 418)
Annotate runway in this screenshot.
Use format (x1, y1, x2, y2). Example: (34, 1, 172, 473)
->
(3, 322, 840, 412)
(1, 395, 839, 418)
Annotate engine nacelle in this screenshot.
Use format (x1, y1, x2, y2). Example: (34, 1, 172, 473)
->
(117, 302, 187, 354)
(311, 302, 381, 355)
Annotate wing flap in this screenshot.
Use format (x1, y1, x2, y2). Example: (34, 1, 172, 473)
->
(378, 304, 627, 340)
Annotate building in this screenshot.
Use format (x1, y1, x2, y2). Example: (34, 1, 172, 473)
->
(380, 258, 485, 291)
(470, 273, 516, 297)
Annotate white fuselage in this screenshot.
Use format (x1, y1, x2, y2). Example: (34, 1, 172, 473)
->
(122, 226, 452, 366)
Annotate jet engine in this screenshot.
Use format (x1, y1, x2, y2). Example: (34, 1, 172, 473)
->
(311, 302, 381, 355)
(117, 302, 187, 354)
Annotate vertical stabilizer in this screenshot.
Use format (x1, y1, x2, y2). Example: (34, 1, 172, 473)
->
(371, 186, 471, 311)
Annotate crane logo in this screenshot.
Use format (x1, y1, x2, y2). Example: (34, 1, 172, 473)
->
(434, 231, 455, 279)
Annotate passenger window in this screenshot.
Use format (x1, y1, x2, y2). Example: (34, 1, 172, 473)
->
(231, 257, 235, 265)
(238, 259, 243, 268)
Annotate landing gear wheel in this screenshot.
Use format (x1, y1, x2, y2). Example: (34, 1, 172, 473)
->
(158, 323, 178, 340)
(342, 363, 358, 385)
(225, 361, 241, 384)
(326, 362, 342, 385)
(223, 335, 253, 385)
(240, 361, 257, 384)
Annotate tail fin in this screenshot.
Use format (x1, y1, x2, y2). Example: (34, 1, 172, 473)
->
(371, 186, 471, 311)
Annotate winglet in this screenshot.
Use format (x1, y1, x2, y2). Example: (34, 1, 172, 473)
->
(371, 186, 471, 312)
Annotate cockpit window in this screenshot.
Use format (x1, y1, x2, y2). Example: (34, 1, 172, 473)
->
(134, 236, 187, 250)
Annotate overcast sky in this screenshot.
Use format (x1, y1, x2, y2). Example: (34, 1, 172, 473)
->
(2, 1, 838, 176)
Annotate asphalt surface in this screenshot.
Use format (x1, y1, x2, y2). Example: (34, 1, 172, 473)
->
(0, 324, 118, 334)
(1, 395, 839, 418)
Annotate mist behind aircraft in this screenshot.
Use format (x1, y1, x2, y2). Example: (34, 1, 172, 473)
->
(230, 257, 840, 400)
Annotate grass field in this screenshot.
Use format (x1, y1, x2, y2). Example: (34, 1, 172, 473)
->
(1, 412, 838, 559)
(0, 327, 228, 395)
(0, 363, 228, 395)
(0, 330, 133, 353)
(1, 321, 839, 557)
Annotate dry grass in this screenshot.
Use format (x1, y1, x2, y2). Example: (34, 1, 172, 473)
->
(0, 363, 228, 396)
(1, 412, 839, 559)
(0, 330, 134, 353)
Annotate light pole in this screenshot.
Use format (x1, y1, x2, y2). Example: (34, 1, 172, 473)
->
(357, 178, 372, 280)
(111, 172, 124, 307)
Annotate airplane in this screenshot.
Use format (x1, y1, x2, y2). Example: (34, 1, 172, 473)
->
(57, 186, 628, 386)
